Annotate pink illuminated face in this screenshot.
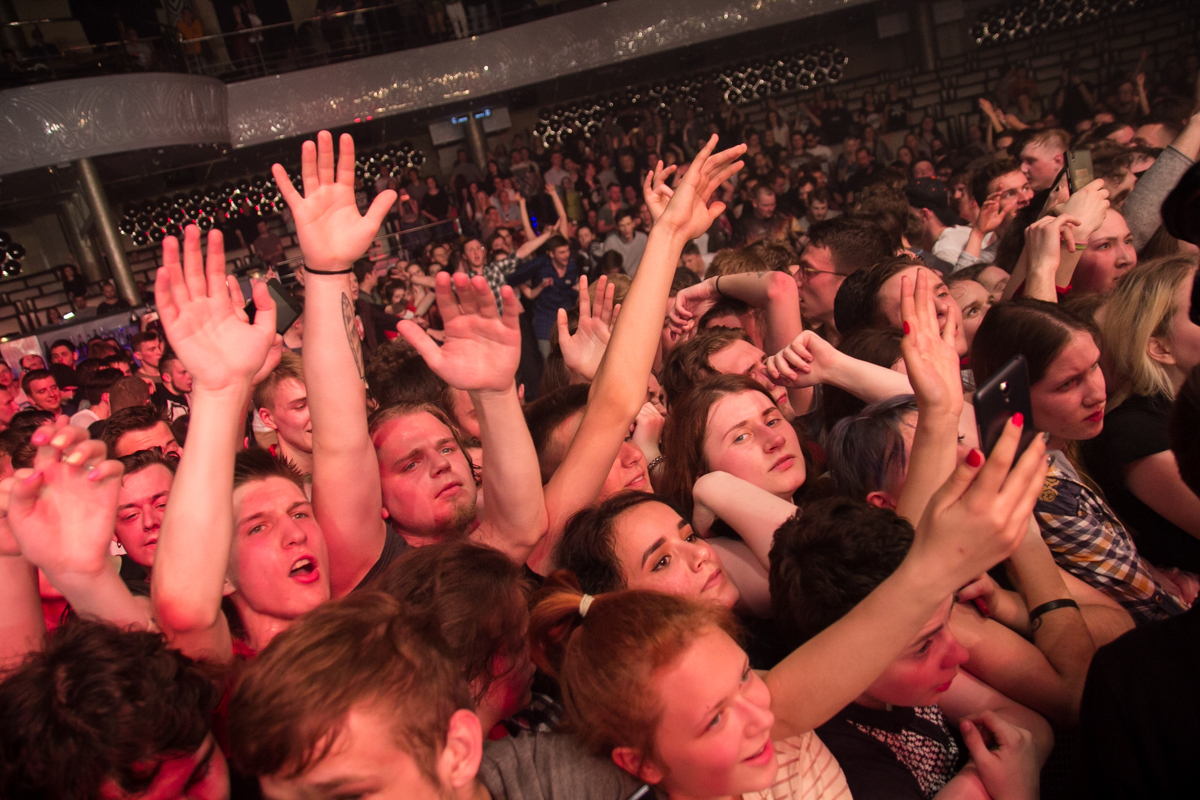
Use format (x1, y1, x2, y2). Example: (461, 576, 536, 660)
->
(612, 501, 740, 609)
(702, 390, 806, 501)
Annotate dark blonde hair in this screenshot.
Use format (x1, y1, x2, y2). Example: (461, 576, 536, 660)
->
(229, 592, 471, 782)
(529, 571, 738, 769)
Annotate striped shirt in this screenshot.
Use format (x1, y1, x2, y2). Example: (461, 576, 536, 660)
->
(743, 733, 852, 800)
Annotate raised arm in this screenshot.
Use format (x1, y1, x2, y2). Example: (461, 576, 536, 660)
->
(272, 132, 396, 596)
(952, 518, 1096, 726)
(8, 423, 145, 631)
(766, 328, 914, 402)
(534, 138, 746, 572)
(692, 471, 796, 566)
(894, 270, 965, 525)
(151, 226, 279, 663)
(398, 273, 547, 564)
(769, 417, 1049, 738)
(0, 478, 43, 671)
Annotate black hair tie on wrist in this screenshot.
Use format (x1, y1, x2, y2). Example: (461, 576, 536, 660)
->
(303, 265, 355, 275)
(1028, 598, 1080, 630)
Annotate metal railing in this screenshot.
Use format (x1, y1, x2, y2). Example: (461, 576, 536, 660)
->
(1, 1, 603, 87)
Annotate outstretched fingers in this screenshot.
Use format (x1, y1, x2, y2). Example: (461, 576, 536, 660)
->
(315, 130, 336, 188)
(336, 133, 357, 186)
(248, 278, 278, 337)
(204, 228, 229, 303)
(577, 274, 592, 319)
(181, 226, 207, 301)
(299, 138, 319, 198)
(272, 162, 302, 207)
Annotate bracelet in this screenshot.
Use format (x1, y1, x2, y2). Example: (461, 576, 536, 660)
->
(1028, 598, 1079, 630)
(302, 264, 355, 275)
(715, 275, 725, 298)
(647, 455, 664, 470)
(1073, 242, 1087, 251)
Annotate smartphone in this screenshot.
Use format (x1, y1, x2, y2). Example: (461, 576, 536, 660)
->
(974, 354, 1038, 462)
(1065, 149, 1094, 193)
(245, 278, 304, 335)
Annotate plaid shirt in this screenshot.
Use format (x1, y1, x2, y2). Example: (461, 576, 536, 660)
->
(1035, 451, 1188, 624)
(481, 254, 523, 302)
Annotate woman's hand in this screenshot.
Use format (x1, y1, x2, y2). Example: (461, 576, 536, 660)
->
(155, 226, 281, 395)
(960, 712, 1041, 800)
(667, 279, 719, 331)
(397, 272, 521, 393)
(1052, 179, 1109, 239)
(655, 134, 746, 241)
(642, 160, 678, 224)
(631, 400, 665, 463)
(911, 414, 1049, 592)
(900, 270, 963, 417)
(272, 131, 395, 274)
(558, 275, 618, 382)
(764, 330, 841, 389)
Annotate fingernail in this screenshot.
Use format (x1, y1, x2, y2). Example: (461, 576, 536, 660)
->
(1012, 412, 1024, 427)
(961, 720, 974, 731)
(31, 430, 49, 446)
(50, 432, 70, 448)
(902, 321, 911, 334)
(23, 470, 41, 486)
(65, 451, 84, 466)
(966, 449, 983, 467)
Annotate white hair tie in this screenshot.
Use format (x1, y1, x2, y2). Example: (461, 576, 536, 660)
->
(579, 594, 595, 618)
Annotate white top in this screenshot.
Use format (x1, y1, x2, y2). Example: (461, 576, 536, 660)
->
(69, 408, 100, 430)
(934, 225, 996, 268)
(743, 733, 852, 800)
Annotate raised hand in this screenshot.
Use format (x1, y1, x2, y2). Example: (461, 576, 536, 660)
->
(397, 272, 520, 393)
(1053, 178, 1109, 237)
(631, 400, 665, 463)
(899, 270, 963, 416)
(912, 414, 1048, 591)
(655, 134, 746, 241)
(642, 160, 678, 224)
(272, 131, 395, 273)
(8, 423, 124, 582)
(975, 194, 1006, 234)
(155, 226, 280, 395)
(667, 278, 719, 331)
(960, 712, 1041, 800)
(558, 275, 618, 382)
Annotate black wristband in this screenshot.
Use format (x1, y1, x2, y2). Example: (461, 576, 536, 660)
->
(1028, 598, 1079, 628)
(302, 265, 355, 275)
(715, 275, 725, 297)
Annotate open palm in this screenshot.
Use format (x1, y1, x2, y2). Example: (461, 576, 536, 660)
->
(657, 135, 746, 241)
(559, 275, 618, 381)
(273, 131, 396, 273)
(398, 273, 521, 392)
(155, 226, 279, 393)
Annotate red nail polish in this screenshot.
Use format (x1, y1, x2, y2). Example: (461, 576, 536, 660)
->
(1012, 412, 1024, 427)
(966, 449, 983, 467)
(903, 321, 911, 334)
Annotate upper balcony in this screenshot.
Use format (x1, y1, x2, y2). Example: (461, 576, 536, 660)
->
(0, 1, 606, 89)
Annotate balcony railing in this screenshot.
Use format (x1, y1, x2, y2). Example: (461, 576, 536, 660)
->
(0, 1, 604, 88)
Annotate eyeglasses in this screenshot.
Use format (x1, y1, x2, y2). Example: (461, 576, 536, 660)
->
(800, 264, 841, 278)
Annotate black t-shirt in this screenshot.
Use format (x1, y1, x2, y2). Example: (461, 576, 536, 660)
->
(816, 703, 964, 800)
(1080, 394, 1200, 572)
(821, 107, 851, 144)
(1079, 603, 1200, 798)
(421, 191, 452, 220)
(352, 527, 409, 592)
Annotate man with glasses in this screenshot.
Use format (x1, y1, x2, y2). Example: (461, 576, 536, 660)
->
(793, 217, 893, 347)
